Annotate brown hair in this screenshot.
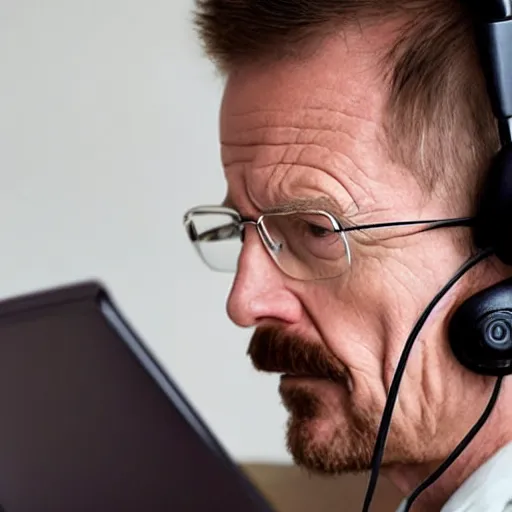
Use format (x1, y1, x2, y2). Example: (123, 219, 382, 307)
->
(193, 0, 499, 214)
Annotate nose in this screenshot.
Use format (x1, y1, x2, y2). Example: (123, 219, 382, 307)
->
(226, 229, 303, 328)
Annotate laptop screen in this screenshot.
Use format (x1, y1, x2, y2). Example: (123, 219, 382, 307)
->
(0, 285, 273, 512)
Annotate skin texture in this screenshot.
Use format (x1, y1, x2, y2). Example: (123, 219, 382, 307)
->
(218, 25, 512, 511)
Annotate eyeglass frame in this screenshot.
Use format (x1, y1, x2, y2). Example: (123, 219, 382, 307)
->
(183, 205, 475, 280)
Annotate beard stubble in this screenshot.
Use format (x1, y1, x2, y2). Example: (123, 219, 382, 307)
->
(247, 325, 380, 475)
(247, 325, 417, 476)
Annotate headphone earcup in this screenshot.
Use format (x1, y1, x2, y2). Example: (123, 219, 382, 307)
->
(474, 145, 512, 264)
(449, 277, 512, 376)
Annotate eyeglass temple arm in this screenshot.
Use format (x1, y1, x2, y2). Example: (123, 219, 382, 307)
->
(341, 217, 474, 233)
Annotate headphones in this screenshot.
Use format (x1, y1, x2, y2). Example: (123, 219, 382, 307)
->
(362, 5, 512, 508)
(448, 0, 512, 377)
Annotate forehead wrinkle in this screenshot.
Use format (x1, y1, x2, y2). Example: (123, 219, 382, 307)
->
(222, 111, 379, 218)
(221, 107, 376, 149)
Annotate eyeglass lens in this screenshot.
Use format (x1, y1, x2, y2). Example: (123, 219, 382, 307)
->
(188, 211, 349, 280)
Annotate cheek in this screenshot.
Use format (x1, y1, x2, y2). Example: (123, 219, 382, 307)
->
(302, 278, 390, 375)
(343, 252, 453, 394)
(301, 258, 425, 398)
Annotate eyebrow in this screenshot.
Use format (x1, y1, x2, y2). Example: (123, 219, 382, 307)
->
(263, 197, 346, 217)
(223, 194, 348, 221)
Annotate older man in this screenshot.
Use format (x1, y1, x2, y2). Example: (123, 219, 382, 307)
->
(183, 1, 512, 510)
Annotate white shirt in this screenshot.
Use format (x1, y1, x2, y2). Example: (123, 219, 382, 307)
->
(397, 441, 512, 511)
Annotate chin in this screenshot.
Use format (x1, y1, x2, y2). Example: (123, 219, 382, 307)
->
(279, 377, 381, 475)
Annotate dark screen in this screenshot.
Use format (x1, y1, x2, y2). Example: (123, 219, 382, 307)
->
(0, 294, 272, 512)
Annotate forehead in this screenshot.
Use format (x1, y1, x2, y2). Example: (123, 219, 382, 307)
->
(219, 28, 398, 219)
(220, 34, 386, 134)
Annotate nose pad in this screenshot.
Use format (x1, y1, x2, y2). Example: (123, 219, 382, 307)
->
(256, 220, 283, 258)
(269, 240, 283, 254)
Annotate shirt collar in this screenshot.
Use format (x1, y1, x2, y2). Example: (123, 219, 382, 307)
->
(396, 441, 512, 512)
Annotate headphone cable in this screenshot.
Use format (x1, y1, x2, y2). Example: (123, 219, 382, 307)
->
(361, 248, 493, 512)
(403, 375, 503, 510)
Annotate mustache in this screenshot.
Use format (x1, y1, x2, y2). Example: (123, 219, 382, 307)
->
(247, 326, 348, 383)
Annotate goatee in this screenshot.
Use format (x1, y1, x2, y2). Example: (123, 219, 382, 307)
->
(247, 325, 377, 474)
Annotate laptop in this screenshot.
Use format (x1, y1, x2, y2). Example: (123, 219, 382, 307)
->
(0, 281, 275, 512)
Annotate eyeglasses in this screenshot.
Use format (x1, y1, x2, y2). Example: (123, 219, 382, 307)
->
(183, 205, 473, 281)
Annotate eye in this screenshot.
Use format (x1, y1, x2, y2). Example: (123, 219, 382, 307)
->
(261, 211, 347, 265)
(293, 214, 337, 239)
(287, 214, 342, 258)
(305, 222, 332, 238)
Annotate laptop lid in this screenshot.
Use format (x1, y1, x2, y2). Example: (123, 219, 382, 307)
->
(0, 281, 274, 512)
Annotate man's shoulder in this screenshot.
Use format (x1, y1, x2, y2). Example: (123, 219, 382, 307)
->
(396, 442, 512, 512)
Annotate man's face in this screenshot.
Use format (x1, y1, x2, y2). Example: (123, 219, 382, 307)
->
(219, 26, 478, 475)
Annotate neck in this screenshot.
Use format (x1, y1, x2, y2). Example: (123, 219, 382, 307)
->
(383, 380, 512, 512)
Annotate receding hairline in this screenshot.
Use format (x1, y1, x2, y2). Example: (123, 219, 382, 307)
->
(195, 5, 414, 76)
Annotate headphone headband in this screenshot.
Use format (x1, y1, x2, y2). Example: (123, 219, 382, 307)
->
(465, 0, 512, 20)
(474, 0, 512, 20)
(468, 0, 512, 142)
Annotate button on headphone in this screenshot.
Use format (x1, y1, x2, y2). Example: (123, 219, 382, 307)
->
(482, 311, 512, 350)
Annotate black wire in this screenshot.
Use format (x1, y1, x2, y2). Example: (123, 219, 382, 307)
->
(361, 248, 493, 512)
(403, 375, 503, 510)
(343, 217, 474, 233)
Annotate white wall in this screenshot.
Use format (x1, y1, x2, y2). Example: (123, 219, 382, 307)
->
(0, 0, 291, 463)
